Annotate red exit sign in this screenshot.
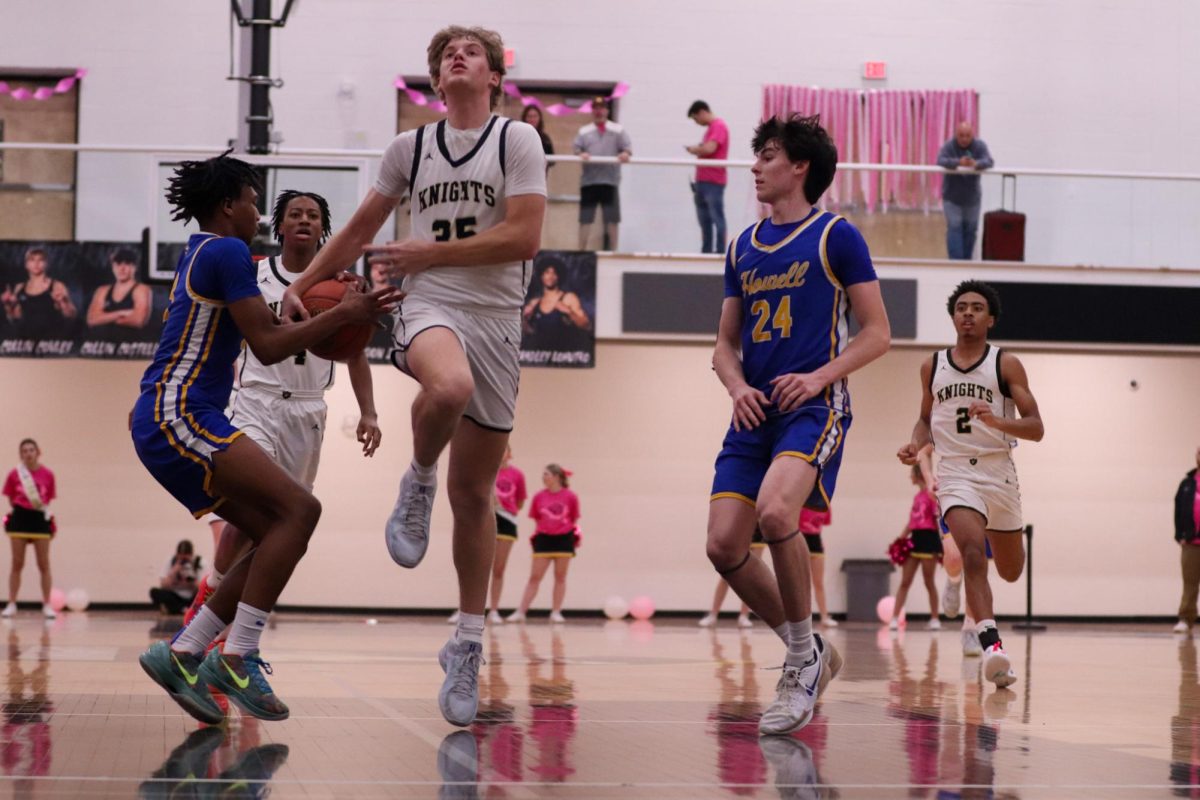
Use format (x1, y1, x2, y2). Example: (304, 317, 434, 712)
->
(863, 61, 887, 80)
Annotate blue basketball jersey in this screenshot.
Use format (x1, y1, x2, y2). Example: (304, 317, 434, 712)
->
(723, 209, 876, 414)
(139, 233, 261, 418)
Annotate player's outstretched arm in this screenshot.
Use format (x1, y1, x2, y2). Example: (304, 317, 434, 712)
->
(283, 189, 399, 319)
(898, 359, 935, 465)
(968, 352, 1044, 441)
(713, 297, 768, 432)
(347, 350, 381, 457)
(230, 283, 400, 366)
(365, 193, 545, 278)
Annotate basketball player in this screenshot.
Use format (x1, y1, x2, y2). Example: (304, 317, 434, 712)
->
(706, 114, 891, 735)
(280, 26, 546, 726)
(898, 280, 1043, 688)
(185, 190, 384, 632)
(130, 153, 398, 724)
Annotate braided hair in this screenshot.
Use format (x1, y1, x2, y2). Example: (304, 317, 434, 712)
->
(271, 190, 332, 243)
(164, 149, 262, 226)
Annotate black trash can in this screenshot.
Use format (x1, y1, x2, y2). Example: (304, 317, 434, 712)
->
(840, 559, 894, 622)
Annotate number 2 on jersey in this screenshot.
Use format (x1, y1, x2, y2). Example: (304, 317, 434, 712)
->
(749, 296, 793, 343)
(955, 407, 972, 434)
(432, 216, 477, 242)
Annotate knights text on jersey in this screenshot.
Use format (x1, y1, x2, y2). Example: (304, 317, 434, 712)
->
(929, 344, 1016, 458)
(374, 116, 547, 313)
(235, 257, 334, 396)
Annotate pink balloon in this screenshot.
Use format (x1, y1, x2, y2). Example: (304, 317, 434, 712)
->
(629, 595, 655, 621)
(875, 595, 895, 623)
(49, 588, 66, 611)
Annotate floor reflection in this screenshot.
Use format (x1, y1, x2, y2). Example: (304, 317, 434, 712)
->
(1173, 635, 1200, 798)
(2, 622, 52, 799)
(524, 626, 578, 782)
(139, 716, 287, 798)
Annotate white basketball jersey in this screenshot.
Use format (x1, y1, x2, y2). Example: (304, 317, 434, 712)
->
(929, 344, 1015, 458)
(236, 257, 335, 396)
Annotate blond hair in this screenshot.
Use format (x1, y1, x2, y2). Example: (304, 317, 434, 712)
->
(427, 25, 506, 110)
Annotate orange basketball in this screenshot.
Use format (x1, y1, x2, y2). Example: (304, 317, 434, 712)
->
(301, 279, 375, 362)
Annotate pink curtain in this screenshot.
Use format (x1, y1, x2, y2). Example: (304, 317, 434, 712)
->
(762, 86, 978, 212)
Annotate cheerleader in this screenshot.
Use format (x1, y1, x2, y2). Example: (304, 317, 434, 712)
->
(891, 465, 943, 630)
(508, 465, 580, 623)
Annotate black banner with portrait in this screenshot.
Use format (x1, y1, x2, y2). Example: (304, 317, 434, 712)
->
(0, 240, 169, 359)
(520, 250, 596, 369)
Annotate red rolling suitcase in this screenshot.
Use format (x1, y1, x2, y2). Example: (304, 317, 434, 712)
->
(982, 174, 1025, 261)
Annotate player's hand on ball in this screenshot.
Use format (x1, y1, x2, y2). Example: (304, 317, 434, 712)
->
(357, 413, 381, 457)
(769, 372, 824, 413)
(730, 384, 769, 432)
(338, 281, 403, 324)
(280, 288, 308, 322)
(365, 239, 435, 277)
(966, 400, 994, 426)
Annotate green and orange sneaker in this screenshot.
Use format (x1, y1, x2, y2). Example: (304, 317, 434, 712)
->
(199, 649, 290, 721)
(138, 641, 225, 725)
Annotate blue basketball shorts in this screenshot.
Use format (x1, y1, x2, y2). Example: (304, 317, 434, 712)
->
(710, 405, 850, 512)
(130, 392, 243, 518)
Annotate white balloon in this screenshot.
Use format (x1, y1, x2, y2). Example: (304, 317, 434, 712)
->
(603, 595, 628, 620)
(65, 588, 90, 612)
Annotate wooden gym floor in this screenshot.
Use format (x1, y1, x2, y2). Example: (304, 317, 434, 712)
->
(0, 611, 1193, 798)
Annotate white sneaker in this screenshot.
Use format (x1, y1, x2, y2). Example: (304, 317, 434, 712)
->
(821, 615, 838, 628)
(737, 614, 753, 629)
(505, 611, 525, 623)
(758, 634, 840, 736)
(943, 578, 962, 618)
(927, 618, 942, 631)
(888, 617, 899, 631)
(962, 628, 983, 657)
(446, 610, 460, 625)
(1174, 620, 1191, 634)
(487, 610, 503, 625)
(1, 603, 15, 618)
(698, 613, 717, 628)
(385, 467, 436, 568)
(549, 611, 566, 624)
(42, 604, 55, 620)
(438, 638, 484, 727)
(983, 643, 1017, 688)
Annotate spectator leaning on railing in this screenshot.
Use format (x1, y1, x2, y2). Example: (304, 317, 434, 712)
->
(937, 122, 993, 261)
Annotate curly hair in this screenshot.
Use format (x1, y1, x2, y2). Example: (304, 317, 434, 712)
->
(427, 25, 506, 110)
(751, 114, 838, 204)
(271, 190, 332, 243)
(164, 149, 262, 226)
(946, 279, 1001, 321)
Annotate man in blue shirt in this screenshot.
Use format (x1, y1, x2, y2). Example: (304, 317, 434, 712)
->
(937, 122, 994, 260)
(707, 114, 891, 735)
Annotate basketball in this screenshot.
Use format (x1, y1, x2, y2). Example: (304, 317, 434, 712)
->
(301, 279, 375, 362)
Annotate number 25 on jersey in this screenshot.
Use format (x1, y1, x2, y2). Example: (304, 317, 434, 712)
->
(749, 296, 793, 343)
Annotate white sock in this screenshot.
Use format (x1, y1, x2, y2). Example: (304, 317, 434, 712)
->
(976, 618, 997, 634)
(411, 459, 437, 484)
(455, 611, 485, 645)
(171, 606, 227, 655)
(785, 618, 814, 667)
(209, 569, 224, 590)
(773, 623, 790, 644)
(948, 574, 962, 585)
(224, 602, 270, 656)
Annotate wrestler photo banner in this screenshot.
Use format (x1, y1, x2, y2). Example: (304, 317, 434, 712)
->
(520, 250, 597, 369)
(0, 240, 166, 359)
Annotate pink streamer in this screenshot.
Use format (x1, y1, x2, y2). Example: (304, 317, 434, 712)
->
(397, 76, 630, 117)
(1, 69, 85, 102)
